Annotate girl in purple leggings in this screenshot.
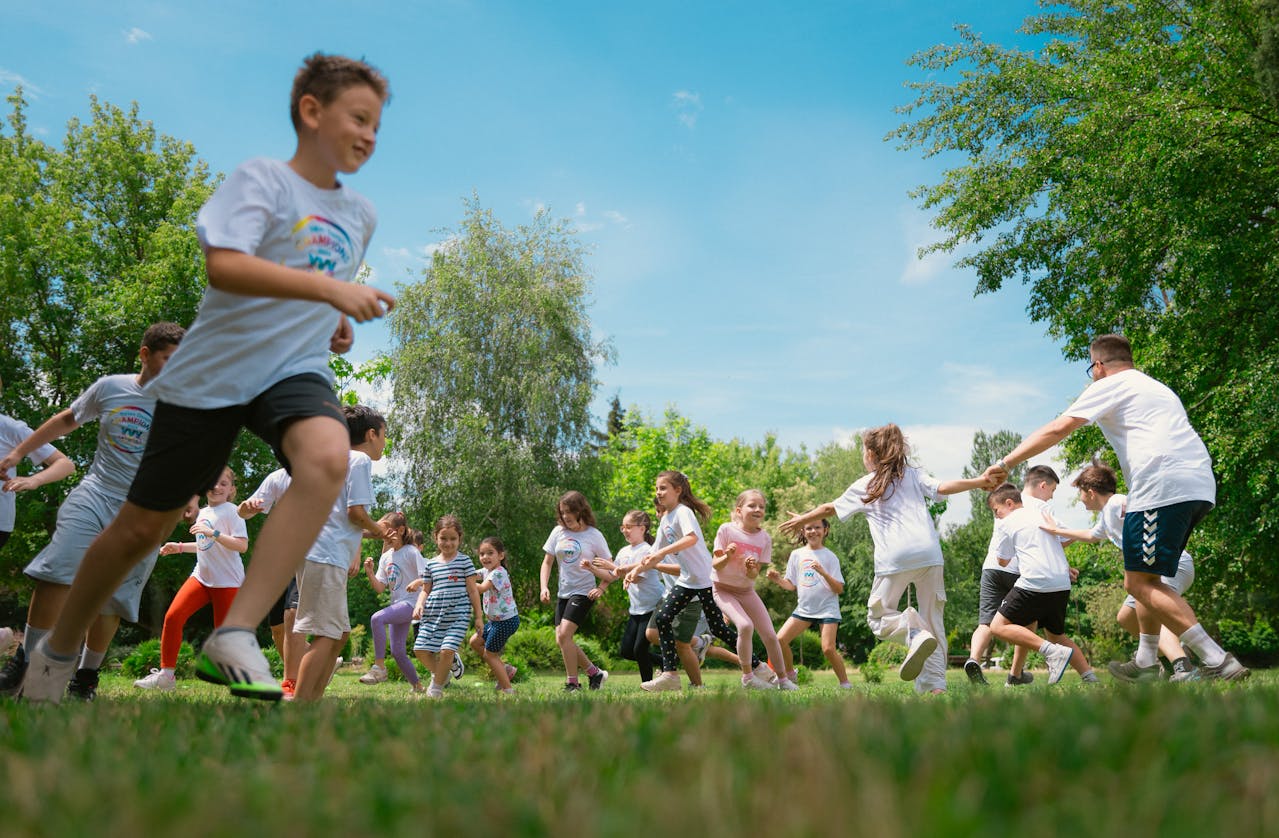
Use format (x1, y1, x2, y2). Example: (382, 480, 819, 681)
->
(359, 511, 425, 691)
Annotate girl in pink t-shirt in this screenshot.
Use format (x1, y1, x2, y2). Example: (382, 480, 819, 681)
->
(712, 489, 794, 690)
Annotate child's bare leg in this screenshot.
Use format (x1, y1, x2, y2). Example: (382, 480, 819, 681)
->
(776, 617, 805, 675)
(85, 614, 120, 659)
(706, 646, 740, 666)
(555, 619, 583, 679)
(220, 417, 348, 630)
(820, 623, 848, 683)
(433, 649, 455, 687)
(47, 503, 184, 657)
(969, 624, 993, 662)
(1010, 644, 1029, 676)
(468, 632, 485, 658)
(675, 640, 702, 685)
(484, 649, 512, 690)
(990, 616, 1046, 656)
(283, 610, 306, 682)
(296, 634, 343, 701)
(1045, 632, 1091, 675)
(25, 581, 70, 633)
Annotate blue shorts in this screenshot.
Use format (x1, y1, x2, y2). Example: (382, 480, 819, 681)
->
(790, 613, 840, 626)
(483, 615, 520, 653)
(1122, 500, 1212, 577)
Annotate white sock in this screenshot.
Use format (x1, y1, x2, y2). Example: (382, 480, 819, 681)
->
(23, 624, 48, 656)
(1135, 634, 1160, 668)
(1081, 670, 1099, 682)
(161, 668, 175, 677)
(1179, 623, 1226, 667)
(79, 647, 106, 671)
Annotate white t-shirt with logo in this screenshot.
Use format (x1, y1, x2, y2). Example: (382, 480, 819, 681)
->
(1064, 368, 1216, 512)
(616, 542, 662, 614)
(542, 525, 612, 598)
(306, 451, 374, 569)
(377, 544, 425, 606)
(832, 467, 945, 575)
(1, 414, 59, 532)
(150, 158, 377, 408)
(656, 504, 713, 589)
(245, 468, 292, 515)
(191, 501, 249, 588)
(992, 506, 1072, 593)
(785, 546, 844, 621)
(70, 374, 155, 500)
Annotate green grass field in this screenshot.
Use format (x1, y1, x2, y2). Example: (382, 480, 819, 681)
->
(1, 666, 1275, 837)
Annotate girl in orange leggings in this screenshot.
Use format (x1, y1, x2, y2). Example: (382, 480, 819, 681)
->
(135, 468, 247, 691)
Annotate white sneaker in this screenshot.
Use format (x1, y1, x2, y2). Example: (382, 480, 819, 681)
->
(744, 673, 776, 690)
(450, 655, 465, 681)
(777, 677, 799, 691)
(899, 630, 938, 681)
(1044, 643, 1073, 685)
(426, 682, 444, 699)
(134, 668, 176, 691)
(641, 672, 682, 692)
(505, 663, 518, 681)
(752, 662, 777, 684)
(838, 681, 854, 690)
(195, 628, 282, 701)
(20, 640, 77, 704)
(359, 664, 388, 685)
(0, 627, 13, 652)
(328, 656, 343, 686)
(695, 633, 712, 666)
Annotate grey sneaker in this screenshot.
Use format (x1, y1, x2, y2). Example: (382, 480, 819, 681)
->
(1108, 658, 1163, 684)
(1004, 671, 1034, 687)
(1169, 662, 1201, 683)
(1044, 643, 1073, 685)
(964, 659, 988, 685)
(1197, 652, 1250, 682)
(899, 630, 938, 682)
(0, 646, 28, 696)
(20, 640, 77, 704)
(695, 633, 712, 666)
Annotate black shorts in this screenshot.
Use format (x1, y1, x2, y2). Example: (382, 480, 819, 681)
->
(267, 577, 301, 626)
(998, 587, 1070, 636)
(979, 568, 1020, 625)
(127, 373, 344, 511)
(554, 594, 595, 628)
(1122, 500, 1213, 577)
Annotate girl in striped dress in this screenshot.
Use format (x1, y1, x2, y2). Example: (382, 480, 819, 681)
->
(412, 515, 482, 698)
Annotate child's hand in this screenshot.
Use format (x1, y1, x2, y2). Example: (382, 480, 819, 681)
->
(765, 567, 782, 582)
(329, 315, 354, 354)
(363, 556, 375, 572)
(239, 497, 266, 517)
(579, 559, 592, 571)
(0, 450, 19, 474)
(327, 281, 396, 323)
(190, 521, 214, 538)
(587, 586, 604, 600)
(159, 542, 182, 556)
(181, 498, 200, 524)
(1, 475, 38, 493)
(412, 605, 422, 620)
(1069, 566, 1080, 583)
(540, 587, 551, 604)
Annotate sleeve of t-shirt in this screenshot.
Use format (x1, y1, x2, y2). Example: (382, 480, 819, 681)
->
(673, 505, 700, 543)
(590, 528, 612, 561)
(831, 476, 871, 521)
(346, 455, 374, 509)
(542, 527, 562, 556)
(375, 551, 393, 585)
(197, 159, 277, 254)
(410, 546, 425, 577)
(1, 416, 57, 466)
(492, 567, 510, 594)
(785, 552, 800, 585)
(69, 378, 106, 425)
(993, 521, 1015, 561)
(713, 524, 731, 552)
(758, 531, 773, 565)
(464, 560, 477, 578)
(822, 549, 844, 583)
(1063, 379, 1115, 424)
(917, 471, 943, 503)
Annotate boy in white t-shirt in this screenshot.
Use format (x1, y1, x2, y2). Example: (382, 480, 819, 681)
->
(22, 54, 396, 703)
(986, 484, 1096, 686)
(984, 334, 1246, 681)
(0, 323, 183, 700)
(1041, 463, 1199, 682)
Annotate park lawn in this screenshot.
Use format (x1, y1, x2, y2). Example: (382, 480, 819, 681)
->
(1, 666, 1275, 837)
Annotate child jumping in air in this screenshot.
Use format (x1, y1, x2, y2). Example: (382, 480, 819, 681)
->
(469, 536, 520, 695)
(539, 491, 612, 692)
(359, 511, 425, 690)
(781, 423, 993, 695)
(413, 515, 483, 699)
(766, 518, 852, 689)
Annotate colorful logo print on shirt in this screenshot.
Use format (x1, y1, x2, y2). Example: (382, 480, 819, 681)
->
(104, 405, 152, 454)
(800, 565, 820, 587)
(291, 215, 355, 276)
(557, 536, 583, 564)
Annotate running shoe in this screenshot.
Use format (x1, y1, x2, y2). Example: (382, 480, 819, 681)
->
(195, 628, 282, 701)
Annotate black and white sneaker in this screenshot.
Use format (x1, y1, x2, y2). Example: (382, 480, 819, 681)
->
(964, 659, 988, 685)
(0, 647, 28, 696)
(66, 667, 100, 701)
(588, 669, 609, 690)
(450, 655, 465, 681)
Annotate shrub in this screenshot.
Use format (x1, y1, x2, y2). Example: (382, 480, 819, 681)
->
(121, 639, 195, 678)
(860, 660, 884, 683)
(866, 641, 905, 667)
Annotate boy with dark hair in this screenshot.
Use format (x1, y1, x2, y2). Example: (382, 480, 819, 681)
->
(292, 404, 387, 702)
(0, 322, 183, 700)
(22, 53, 395, 702)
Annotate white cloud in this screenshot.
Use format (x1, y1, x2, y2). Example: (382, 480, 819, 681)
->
(940, 362, 1048, 420)
(603, 210, 629, 226)
(382, 246, 411, 260)
(0, 68, 43, 97)
(898, 207, 957, 286)
(672, 90, 703, 129)
(575, 202, 586, 216)
(123, 27, 152, 45)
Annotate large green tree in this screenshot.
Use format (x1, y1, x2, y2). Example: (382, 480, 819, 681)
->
(387, 198, 612, 608)
(894, 0, 1279, 627)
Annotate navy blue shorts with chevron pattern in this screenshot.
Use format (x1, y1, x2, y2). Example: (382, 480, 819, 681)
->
(1122, 500, 1213, 577)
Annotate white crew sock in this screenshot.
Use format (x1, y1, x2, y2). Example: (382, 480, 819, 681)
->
(79, 647, 106, 671)
(1179, 623, 1226, 667)
(23, 624, 48, 656)
(1135, 634, 1160, 668)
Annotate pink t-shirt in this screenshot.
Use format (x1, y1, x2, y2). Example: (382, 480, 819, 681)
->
(712, 522, 772, 592)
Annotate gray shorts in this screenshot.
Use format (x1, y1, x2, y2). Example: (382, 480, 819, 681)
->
(24, 483, 159, 621)
(1122, 551, 1194, 610)
(293, 560, 351, 640)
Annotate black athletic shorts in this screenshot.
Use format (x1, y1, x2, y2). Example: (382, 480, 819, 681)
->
(555, 594, 595, 628)
(997, 587, 1070, 636)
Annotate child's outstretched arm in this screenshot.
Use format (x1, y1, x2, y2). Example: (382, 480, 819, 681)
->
(539, 554, 554, 603)
(411, 580, 432, 620)
(1, 449, 73, 494)
(204, 247, 396, 323)
(779, 503, 837, 540)
(765, 567, 797, 591)
(937, 476, 998, 495)
(627, 534, 696, 583)
(0, 410, 79, 475)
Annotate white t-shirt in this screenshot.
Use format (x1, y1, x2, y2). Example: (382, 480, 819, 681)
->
(832, 467, 945, 575)
(150, 158, 377, 408)
(616, 542, 662, 614)
(245, 468, 292, 514)
(785, 546, 844, 621)
(1064, 369, 1216, 512)
(542, 525, 612, 598)
(980, 528, 1019, 574)
(1091, 493, 1127, 549)
(992, 506, 1072, 593)
(70, 374, 155, 500)
(306, 450, 374, 569)
(0, 414, 59, 532)
(191, 501, 249, 588)
(376, 544, 425, 605)
(656, 504, 713, 588)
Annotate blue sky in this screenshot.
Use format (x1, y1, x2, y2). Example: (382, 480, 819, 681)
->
(2, 1, 1095, 526)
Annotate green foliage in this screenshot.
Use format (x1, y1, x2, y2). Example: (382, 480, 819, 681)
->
(859, 660, 884, 683)
(895, 0, 1279, 629)
(500, 625, 616, 673)
(263, 645, 283, 679)
(120, 639, 194, 678)
(867, 640, 906, 667)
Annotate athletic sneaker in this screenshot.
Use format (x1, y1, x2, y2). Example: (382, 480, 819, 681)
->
(563, 681, 583, 693)
(899, 630, 938, 682)
(1108, 658, 1162, 684)
(0, 647, 28, 696)
(1043, 643, 1073, 685)
(1197, 652, 1250, 682)
(359, 663, 388, 685)
(133, 668, 176, 692)
(1169, 659, 1201, 683)
(66, 667, 100, 701)
(195, 628, 282, 701)
(744, 673, 775, 690)
(695, 633, 712, 666)
(588, 669, 608, 690)
(505, 663, 518, 681)
(964, 659, 988, 685)
(426, 683, 444, 699)
(450, 655, 465, 681)
(777, 678, 799, 691)
(838, 681, 854, 690)
(641, 672, 681, 692)
(752, 662, 777, 685)
(328, 656, 343, 686)
(1004, 671, 1034, 687)
(19, 640, 77, 704)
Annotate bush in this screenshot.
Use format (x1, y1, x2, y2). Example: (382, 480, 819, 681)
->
(263, 645, 283, 679)
(866, 641, 905, 667)
(792, 664, 813, 685)
(121, 639, 195, 678)
(860, 660, 884, 683)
